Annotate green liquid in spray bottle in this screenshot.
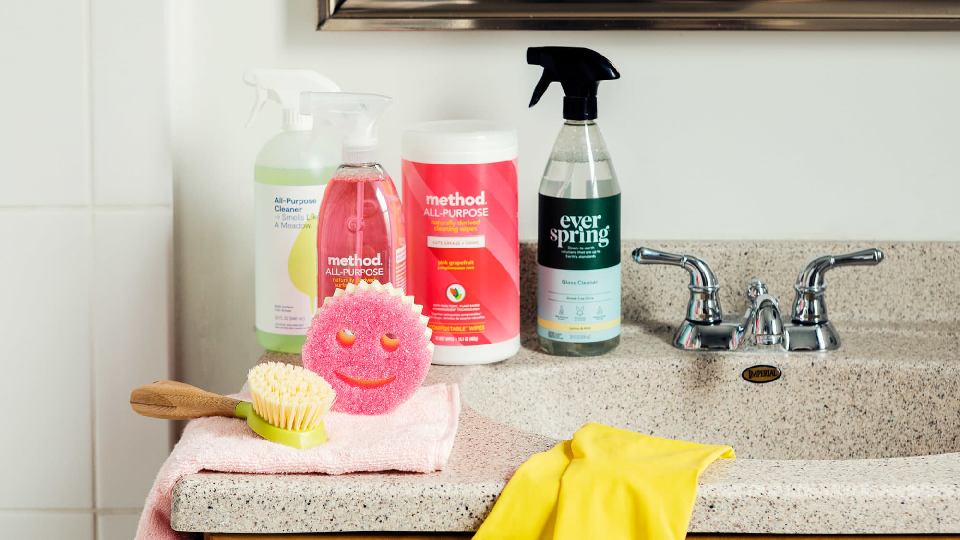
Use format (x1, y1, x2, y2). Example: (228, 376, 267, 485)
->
(245, 69, 341, 354)
(254, 165, 337, 353)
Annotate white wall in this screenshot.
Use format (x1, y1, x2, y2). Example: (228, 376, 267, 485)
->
(173, 0, 960, 394)
(0, 1, 172, 539)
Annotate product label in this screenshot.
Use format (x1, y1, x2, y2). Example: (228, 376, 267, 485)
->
(324, 252, 386, 281)
(537, 193, 621, 343)
(322, 250, 402, 297)
(402, 159, 520, 347)
(254, 182, 324, 335)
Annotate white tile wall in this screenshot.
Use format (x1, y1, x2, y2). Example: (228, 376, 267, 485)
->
(0, 0, 90, 206)
(1, 1, 172, 539)
(0, 512, 95, 540)
(91, 0, 172, 206)
(0, 213, 93, 509)
(98, 512, 143, 540)
(93, 210, 173, 508)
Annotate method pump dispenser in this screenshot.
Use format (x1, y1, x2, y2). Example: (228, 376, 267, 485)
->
(527, 47, 622, 357)
(300, 92, 406, 302)
(244, 69, 341, 354)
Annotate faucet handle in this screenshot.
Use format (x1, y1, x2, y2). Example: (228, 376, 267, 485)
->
(795, 248, 884, 290)
(632, 247, 722, 323)
(791, 247, 884, 324)
(632, 247, 719, 289)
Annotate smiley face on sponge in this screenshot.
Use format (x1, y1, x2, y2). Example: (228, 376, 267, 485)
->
(302, 280, 433, 415)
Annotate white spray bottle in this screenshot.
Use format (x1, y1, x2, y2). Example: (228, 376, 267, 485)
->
(243, 69, 341, 353)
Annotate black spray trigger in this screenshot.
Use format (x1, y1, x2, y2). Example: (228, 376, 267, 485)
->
(526, 46, 620, 121)
(529, 74, 553, 108)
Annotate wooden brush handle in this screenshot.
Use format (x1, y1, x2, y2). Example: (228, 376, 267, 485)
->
(130, 380, 241, 420)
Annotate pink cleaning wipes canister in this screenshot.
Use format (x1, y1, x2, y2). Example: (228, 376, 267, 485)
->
(402, 120, 519, 365)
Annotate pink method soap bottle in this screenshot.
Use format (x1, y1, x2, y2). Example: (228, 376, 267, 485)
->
(300, 92, 405, 301)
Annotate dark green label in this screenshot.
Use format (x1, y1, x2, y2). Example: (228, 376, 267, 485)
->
(538, 193, 621, 270)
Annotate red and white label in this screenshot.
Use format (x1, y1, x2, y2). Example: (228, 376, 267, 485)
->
(402, 160, 519, 346)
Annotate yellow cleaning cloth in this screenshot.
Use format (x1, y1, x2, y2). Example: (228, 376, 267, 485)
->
(474, 423, 734, 540)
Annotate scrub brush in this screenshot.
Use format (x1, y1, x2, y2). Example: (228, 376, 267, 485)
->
(130, 362, 336, 449)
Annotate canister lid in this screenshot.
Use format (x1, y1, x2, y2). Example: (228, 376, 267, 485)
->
(402, 120, 518, 165)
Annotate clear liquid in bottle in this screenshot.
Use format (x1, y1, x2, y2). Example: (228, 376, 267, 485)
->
(537, 120, 621, 356)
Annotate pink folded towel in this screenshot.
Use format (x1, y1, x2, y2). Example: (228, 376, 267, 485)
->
(136, 383, 460, 540)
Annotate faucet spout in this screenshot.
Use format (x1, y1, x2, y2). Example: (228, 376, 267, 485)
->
(743, 280, 783, 346)
(752, 296, 783, 345)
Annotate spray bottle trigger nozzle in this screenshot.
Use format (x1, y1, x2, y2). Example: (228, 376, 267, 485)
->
(529, 74, 553, 108)
(242, 69, 340, 130)
(245, 86, 268, 128)
(525, 47, 619, 121)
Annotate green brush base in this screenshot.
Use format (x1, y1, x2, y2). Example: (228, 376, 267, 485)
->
(234, 401, 328, 449)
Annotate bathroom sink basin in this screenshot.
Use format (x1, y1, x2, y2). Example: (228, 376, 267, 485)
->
(462, 324, 960, 460)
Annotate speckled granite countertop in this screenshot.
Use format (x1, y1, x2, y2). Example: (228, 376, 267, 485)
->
(171, 241, 960, 535)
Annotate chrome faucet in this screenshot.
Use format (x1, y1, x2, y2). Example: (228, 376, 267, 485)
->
(632, 247, 884, 352)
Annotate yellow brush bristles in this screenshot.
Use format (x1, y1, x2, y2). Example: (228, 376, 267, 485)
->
(247, 362, 336, 431)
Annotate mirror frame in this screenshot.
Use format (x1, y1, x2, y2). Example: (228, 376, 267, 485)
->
(317, 0, 960, 31)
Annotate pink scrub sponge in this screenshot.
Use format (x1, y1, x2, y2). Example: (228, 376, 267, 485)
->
(302, 280, 434, 415)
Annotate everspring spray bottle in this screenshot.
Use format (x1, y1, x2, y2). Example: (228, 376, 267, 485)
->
(527, 47, 622, 356)
(244, 69, 341, 353)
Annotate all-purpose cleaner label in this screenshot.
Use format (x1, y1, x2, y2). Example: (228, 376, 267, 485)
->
(254, 183, 323, 335)
(537, 193, 621, 343)
(402, 159, 520, 347)
(321, 247, 406, 294)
